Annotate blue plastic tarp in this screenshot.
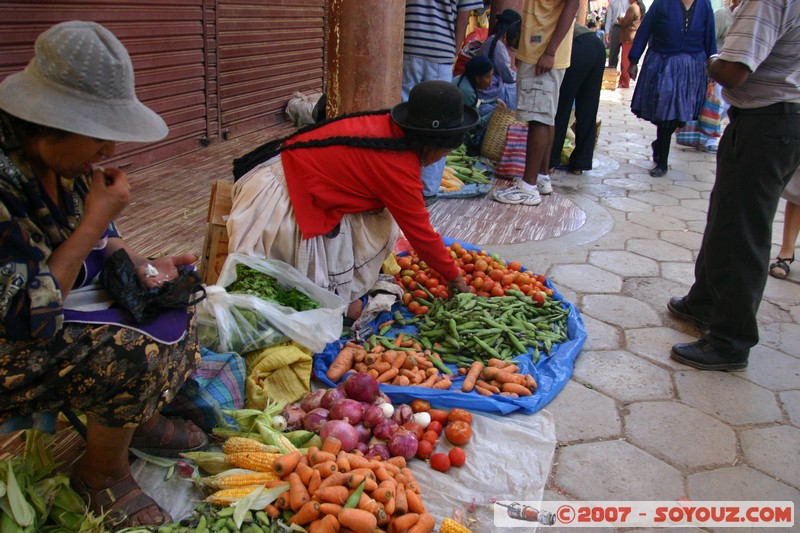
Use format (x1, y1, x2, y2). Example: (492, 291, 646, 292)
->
(312, 237, 587, 415)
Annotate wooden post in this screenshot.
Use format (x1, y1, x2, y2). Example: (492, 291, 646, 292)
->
(325, 0, 405, 117)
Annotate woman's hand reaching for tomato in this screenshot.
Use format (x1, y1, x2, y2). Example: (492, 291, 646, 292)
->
(447, 275, 469, 298)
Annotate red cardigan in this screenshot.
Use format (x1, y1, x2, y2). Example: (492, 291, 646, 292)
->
(280, 113, 459, 281)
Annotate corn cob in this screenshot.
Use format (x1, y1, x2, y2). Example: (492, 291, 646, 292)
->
(199, 469, 280, 489)
(440, 517, 473, 533)
(223, 436, 277, 455)
(206, 484, 264, 504)
(181, 451, 234, 475)
(226, 451, 281, 472)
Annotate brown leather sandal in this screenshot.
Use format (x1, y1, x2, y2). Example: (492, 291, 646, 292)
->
(129, 415, 209, 458)
(71, 473, 172, 528)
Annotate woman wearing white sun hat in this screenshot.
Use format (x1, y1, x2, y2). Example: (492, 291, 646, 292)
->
(0, 21, 207, 528)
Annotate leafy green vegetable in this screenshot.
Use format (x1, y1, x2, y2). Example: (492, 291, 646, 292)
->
(228, 265, 320, 312)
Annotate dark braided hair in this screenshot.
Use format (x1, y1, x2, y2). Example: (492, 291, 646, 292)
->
(233, 108, 464, 179)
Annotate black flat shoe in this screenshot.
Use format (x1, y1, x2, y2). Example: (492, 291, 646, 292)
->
(649, 166, 668, 177)
(671, 339, 748, 371)
(667, 296, 710, 329)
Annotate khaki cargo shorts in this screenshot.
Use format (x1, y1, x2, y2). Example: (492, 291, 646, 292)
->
(516, 62, 566, 126)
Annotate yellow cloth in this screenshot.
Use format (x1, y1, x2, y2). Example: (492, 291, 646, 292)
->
(245, 342, 313, 409)
(518, 0, 575, 69)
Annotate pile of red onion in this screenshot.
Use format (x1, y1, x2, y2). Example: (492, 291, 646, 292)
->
(281, 373, 427, 459)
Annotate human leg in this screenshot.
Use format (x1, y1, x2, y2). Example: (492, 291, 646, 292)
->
(569, 39, 606, 171)
(607, 25, 622, 68)
(618, 42, 632, 88)
(651, 122, 676, 176)
(769, 199, 800, 279)
(678, 111, 800, 362)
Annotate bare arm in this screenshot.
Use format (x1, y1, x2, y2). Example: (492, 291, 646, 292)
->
(708, 57, 751, 89)
(536, 0, 580, 75)
(455, 10, 472, 56)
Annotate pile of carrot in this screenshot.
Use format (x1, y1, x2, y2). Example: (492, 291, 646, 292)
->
(458, 358, 537, 397)
(327, 335, 452, 390)
(265, 436, 436, 533)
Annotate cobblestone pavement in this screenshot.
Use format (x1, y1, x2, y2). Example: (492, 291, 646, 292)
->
(498, 88, 800, 532)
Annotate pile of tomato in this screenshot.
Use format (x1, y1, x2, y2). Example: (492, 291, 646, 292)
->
(395, 242, 554, 315)
(410, 401, 472, 473)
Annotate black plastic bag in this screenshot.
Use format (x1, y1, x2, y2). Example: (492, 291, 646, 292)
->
(100, 248, 206, 323)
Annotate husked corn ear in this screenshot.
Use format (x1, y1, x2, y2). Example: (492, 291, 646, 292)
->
(222, 436, 276, 454)
(227, 451, 281, 472)
(206, 484, 264, 504)
(440, 517, 472, 533)
(199, 469, 280, 489)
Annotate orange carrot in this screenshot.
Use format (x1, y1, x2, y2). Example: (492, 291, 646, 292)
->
(345, 454, 374, 470)
(314, 460, 339, 478)
(276, 490, 291, 510)
(357, 492, 384, 516)
(314, 485, 350, 505)
(354, 362, 369, 373)
(274, 450, 302, 476)
(392, 375, 411, 387)
(393, 333, 405, 346)
(311, 450, 337, 466)
(501, 382, 533, 396)
(461, 361, 484, 392)
(288, 500, 321, 525)
(394, 483, 408, 515)
(264, 503, 281, 518)
(371, 480, 394, 504)
(432, 377, 452, 389)
(407, 512, 435, 533)
(390, 512, 419, 532)
(475, 384, 494, 396)
(374, 467, 391, 483)
(289, 472, 310, 511)
(405, 488, 426, 514)
(308, 469, 323, 495)
(371, 361, 392, 374)
(319, 502, 343, 516)
(338, 508, 378, 533)
(376, 367, 399, 384)
(295, 461, 315, 486)
(390, 350, 407, 369)
(387, 456, 406, 469)
(382, 494, 396, 517)
(327, 347, 356, 382)
(317, 471, 350, 490)
(525, 373, 538, 390)
(308, 514, 340, 533)
(322, 437, 343, 456)
(336, 451, 351, 473)
(488, 357, 513, 368)
(476, 379, 500, 393)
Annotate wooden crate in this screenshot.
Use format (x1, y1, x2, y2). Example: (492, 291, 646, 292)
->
(200, 180, 233, 285)
(602, 67, 620, 91)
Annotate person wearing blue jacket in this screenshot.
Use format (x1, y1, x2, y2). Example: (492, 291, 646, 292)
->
(627, 0, 716, 176)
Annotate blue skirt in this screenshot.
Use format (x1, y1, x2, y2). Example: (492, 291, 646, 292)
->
(631, 50, 708, 125)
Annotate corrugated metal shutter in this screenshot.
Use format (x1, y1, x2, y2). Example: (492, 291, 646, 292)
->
(217, 0, 325, 139)
(0, 0, 209, 170)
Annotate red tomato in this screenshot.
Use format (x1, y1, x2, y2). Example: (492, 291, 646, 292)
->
(447, 408, 473, 424)
(414, 272, 429, 285)
(402, 292, 412, 306)
(402, 421, 424, 440)
(410, 399, 431, 413)
(427, 420, 443, 436)
(422, 430, 439, 445)
(444, 421, 473, 445)
(508, 261, 523, 272)
(462, 263, 476, 274)
(428, 409, 449, 426)
(425, 278, 439, 290)
(490, 285, 506, 297)
(430, 453, 451, 472)
(448, 447, 467, 467)
(414, 305, 430, 315)
(536, 273, 547, 284)
(412, 289, 428, 300)
(532, 292, 545, 305)
(407, 301, 421, 313)
(416, 440, 434, 460)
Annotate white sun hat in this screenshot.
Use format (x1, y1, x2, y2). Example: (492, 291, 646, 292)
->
(0, 20, 168, 142)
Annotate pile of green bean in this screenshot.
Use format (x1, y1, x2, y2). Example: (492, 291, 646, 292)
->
(401, 290, 569, 365)
(118, 504, 277, 533)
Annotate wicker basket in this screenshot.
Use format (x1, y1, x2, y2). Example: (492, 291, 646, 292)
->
(602, 67, 620, 91)
(481, 104, 526, 162)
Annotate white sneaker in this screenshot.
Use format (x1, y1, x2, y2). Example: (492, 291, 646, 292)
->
(537, 175, 553, 195)
(492, 184, 542, 206)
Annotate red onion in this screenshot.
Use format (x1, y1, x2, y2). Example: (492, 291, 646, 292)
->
(374, 392, 392, 405)
(388, 428, 419, 459)
(354, 423, 371, 443)
(303, 408, 329, 432)
(355, 441, 369, 454)
(392, 404, 414, 425)
(321, 386, 347, 409)
(300, 389, 327, 412)
(282, 404, 307, 430)
(366, 443, 391, 461)
(363, 404, 386, 428)
(373, 418, 399, 441)
(329, 399, 364, 424)
(343, 373, 380, 403)
(320, 420, 359, 452)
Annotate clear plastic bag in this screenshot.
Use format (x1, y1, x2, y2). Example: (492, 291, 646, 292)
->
(198, 254, 347, 353)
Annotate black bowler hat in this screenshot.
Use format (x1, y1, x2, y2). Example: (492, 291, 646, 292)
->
(391, 80, 479, 136)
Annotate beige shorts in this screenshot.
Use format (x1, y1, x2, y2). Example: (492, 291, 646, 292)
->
(515, 62, 566, 126)
(782, 168, 800, 205)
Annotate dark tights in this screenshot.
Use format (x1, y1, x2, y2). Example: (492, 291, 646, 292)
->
(653, 123, 677, 170)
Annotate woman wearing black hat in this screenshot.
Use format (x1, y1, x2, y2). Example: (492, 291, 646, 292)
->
(477, 8, 522, 112)
(453, 56, 496, 155)
(228, 81, 477, 319)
